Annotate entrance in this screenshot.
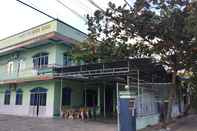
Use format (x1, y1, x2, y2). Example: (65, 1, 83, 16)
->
(29, 87, 47, 117)
(105, 87, 114, 116)
(86, 89, 97, 107)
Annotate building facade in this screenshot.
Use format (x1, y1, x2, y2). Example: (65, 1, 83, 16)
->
(0, 20, 87, 117)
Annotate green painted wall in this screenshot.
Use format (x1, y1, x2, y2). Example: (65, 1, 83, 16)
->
(53, 80, 84, 116)
(0, 43, 70, 81)
(62, 80, 83, 107)
(0, 81, 56, 116)
(53, 80, 61, 116)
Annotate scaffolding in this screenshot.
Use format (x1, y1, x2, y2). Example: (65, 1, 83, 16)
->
(0, 58, 171, 117)
(51, 58, 171, 118)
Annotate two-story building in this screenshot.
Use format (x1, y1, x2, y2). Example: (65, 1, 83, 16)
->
(0, 20, 87, 117)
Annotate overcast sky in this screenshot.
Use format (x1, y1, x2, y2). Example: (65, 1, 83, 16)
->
(0, 0, 128, 39)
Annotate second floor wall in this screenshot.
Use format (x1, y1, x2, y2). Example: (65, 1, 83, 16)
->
(0, 42, 73, 81)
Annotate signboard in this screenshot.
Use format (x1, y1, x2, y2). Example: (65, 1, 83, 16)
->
(0, 21, 56, 50)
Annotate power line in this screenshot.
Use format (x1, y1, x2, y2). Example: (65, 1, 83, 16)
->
(123, 0, 132, 8)
(16, 0, 56, 20)
(28, 0, 60, 19)
(16, 0, 87, 35)
(86, 0, 104, 12)
(55, 0, 87, 22)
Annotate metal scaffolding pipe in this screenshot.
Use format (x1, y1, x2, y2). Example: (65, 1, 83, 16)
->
(116, 82, 120, 131)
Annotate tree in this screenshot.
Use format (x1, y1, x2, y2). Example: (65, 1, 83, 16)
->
(86, 0, 196, 121)
(71, 40, 98, 63)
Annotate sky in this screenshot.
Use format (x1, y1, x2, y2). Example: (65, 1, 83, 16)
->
(0, 0, 127, 39)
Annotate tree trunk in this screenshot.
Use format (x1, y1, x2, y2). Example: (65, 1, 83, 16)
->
(166, 70, 177, 121)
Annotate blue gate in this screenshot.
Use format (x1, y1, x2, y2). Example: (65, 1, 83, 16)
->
(119, 94, 136, 131)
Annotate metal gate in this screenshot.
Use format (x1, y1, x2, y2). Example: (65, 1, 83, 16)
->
(29, 87, 47, 117)
(119, 92, 136, 131)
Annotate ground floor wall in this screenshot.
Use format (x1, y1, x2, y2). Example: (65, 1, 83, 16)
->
(53, 80, 84, 116)
(136, 114, 159, 129)
(0, 79, 180, 130)
(0, 81, 56, 117)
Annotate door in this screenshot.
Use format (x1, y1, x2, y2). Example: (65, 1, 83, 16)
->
(29, 87, 47, 117)
(105, 87, 113, 116)
(85, 89, 97, 107)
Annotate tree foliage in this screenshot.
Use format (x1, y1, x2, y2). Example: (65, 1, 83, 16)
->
(85, 0, 196, 120)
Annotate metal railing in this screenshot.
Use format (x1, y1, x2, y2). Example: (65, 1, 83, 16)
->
(0, 65, 55, 83)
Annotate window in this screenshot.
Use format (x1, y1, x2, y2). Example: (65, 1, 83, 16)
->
(15, 89, 23, 105)
(63, 53, 72, 66)
(7, 61, 14, 74)
(30, 87, 47, 106)
(33, 53, 48, 69)
(4, 89, 11, 105)
(62, 88, 71, 106)
(19, 60, 26, 71)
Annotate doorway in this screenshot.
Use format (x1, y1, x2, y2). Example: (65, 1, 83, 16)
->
(85, 89, 97, 107)
(105, 87, 114, 117)
(29, 87, 47, 117)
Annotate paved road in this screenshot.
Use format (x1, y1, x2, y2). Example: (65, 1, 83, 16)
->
(0, 115, 116, 131)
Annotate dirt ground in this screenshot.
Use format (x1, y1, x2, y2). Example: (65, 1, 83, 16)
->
(0, 115, 116, 131)
(0, 114, 197, 131)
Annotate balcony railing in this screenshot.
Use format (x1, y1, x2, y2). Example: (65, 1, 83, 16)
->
(0, 65, 56, 83)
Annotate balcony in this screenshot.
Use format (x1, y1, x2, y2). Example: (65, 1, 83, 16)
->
(0, 65, 56, 84)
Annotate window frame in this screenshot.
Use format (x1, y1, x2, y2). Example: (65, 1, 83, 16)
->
(63, 53, 72, 66)
(30, 87, 48, 106)
(7, 61, 14, 75)
(15, 89, 23, 105)
(33, 52, 49, 69)
(4, 89, 11, 105)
